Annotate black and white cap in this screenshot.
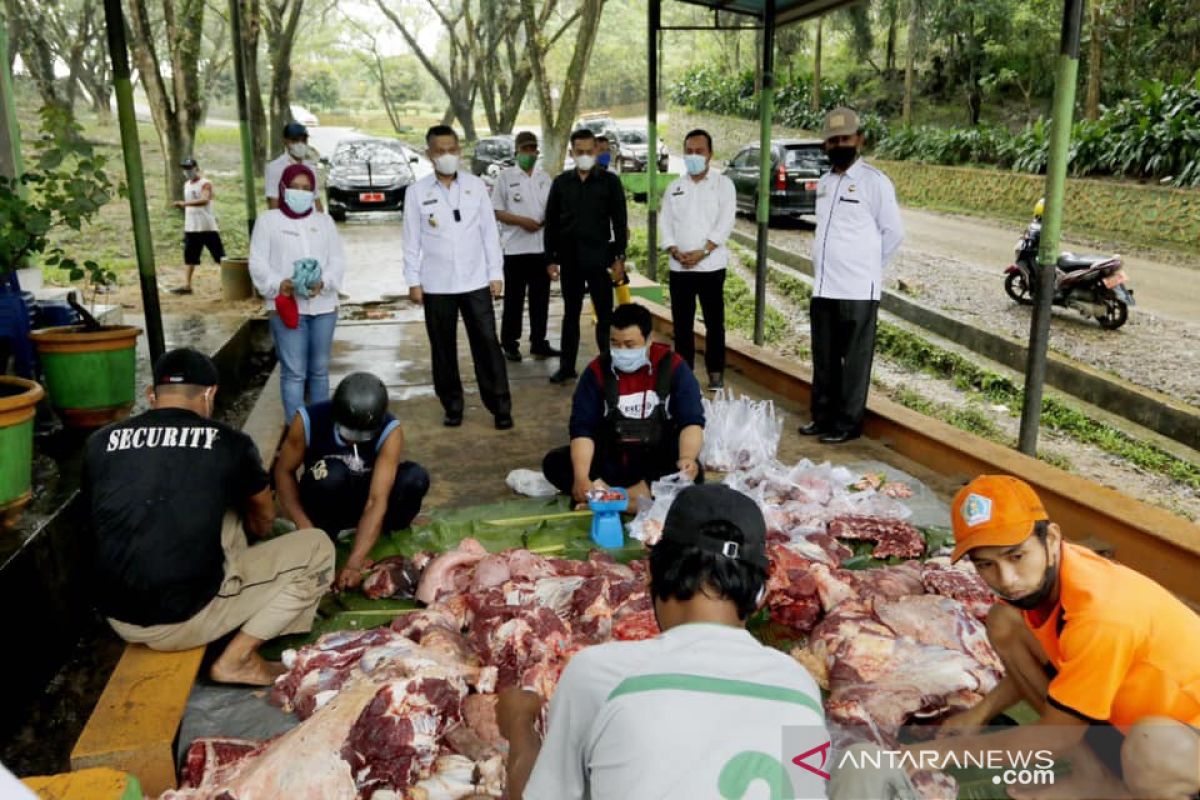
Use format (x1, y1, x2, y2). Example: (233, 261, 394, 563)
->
(659, 483, 769, 570)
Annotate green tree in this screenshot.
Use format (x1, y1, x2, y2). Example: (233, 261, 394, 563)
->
(294, 63, 341, 110)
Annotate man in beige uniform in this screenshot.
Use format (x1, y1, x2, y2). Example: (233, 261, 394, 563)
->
(86, 348, 334, 685)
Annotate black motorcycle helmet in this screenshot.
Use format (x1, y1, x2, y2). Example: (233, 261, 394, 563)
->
(332, 372, 389, 443)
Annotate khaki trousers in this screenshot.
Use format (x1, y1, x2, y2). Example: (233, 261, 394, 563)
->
(109, 512, 334, 650)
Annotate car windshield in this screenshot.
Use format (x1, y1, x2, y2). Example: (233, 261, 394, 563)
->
(618, 129, 648, 145)
(784, 146, 829, 170)
(332, 142, 404, 167)
(582, 118, 614, 133)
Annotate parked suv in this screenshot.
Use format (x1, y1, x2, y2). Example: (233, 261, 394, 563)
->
(471, 135, 515, 176)
(613, 127, 669, 173)
(725, 139, 830, 220)
(323, 138, 416, 221)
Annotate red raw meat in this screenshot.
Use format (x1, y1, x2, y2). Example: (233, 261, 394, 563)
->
(361, 553, 426, 600)
(571, 576, 613, 642)
(827, 515, 925, 559)
(921, 561, 995, 619)
(271, 628, 400, 717)
(765, 543, 823, 634)
(612, 608, 660, 640)
(415, 538, 488, 604)
(181, 737, 263, 788)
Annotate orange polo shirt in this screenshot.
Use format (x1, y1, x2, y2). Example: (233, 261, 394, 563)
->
(1023, 542, 1200, 732)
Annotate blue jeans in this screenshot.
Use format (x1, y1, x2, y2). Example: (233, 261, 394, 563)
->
(270, 310, 338, 424)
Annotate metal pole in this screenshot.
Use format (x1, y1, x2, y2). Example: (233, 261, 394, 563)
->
(103, 0, 165, 363)
(229, 0, 258, 234)
(1018, 0, 1083, 455)
(646, 0, 660, 282)
(753, 0, 776, 346)
(0, 24, 24, 182)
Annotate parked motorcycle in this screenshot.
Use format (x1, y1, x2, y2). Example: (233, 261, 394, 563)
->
(1004, 199, 1134, 330)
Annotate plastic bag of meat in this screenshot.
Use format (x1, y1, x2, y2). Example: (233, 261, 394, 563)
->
(699, 390, 783, 471)
(626, 471, 693, 544)
(506, 468, 559, 498)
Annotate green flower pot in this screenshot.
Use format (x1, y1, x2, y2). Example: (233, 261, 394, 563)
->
(0, 376, 44, 530)
(30, 324, 142, 428)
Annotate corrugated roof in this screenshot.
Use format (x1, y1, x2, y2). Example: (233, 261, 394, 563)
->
(673, 0, 861, 26)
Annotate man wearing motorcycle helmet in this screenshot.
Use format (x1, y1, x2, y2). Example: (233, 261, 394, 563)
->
(273, 372, 430, 590)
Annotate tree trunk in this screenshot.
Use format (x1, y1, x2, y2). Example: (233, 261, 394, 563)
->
(1085, 2, 1102, 121)
(812, 16, 823, 112)
(902, 0, 919, 126)
(8, 0, 69, 117)
(885, 11, 897, 79)
(264, 0, 306, 159)
(241, 0, 267, 171)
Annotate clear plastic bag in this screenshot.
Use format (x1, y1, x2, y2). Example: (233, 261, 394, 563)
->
(700, 390, 783, 471)
(626, 471, 694, 544)
(505, 468, 559, 498)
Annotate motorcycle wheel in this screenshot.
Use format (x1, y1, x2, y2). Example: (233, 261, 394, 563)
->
(1096, 298, 1128, 330)
(1004, 271, 1034, 305)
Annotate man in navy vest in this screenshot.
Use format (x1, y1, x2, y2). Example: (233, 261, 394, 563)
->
(275, 372, 430, 590)
(542, 303, 705, 507)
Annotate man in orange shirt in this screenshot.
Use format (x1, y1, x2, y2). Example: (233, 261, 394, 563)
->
(910, 475, 1200, 799)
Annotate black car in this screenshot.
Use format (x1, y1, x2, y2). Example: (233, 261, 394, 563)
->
(323, 138, 418, 221)
(471, 135, 515, 176)
(725, 139, 830, 220)
(613, 127, 669, 173)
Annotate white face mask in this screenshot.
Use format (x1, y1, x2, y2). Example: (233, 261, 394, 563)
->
(433, 153, 460, 175)
(287, 142, 309, 160)
(283, 188, 315, 215)
(574, 154, 596, 171)
(610, 345, 649, 373)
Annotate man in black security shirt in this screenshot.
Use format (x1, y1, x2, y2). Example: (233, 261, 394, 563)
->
(86, 348, 334, 686)
(544, 128, 628, 385)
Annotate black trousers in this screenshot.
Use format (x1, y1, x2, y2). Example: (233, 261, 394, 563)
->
(501, 253, 551, 350)
(669, 268, 726, 375)
(541, 442, 705, 494)
(809, 297, 879, 436)
(300, 457, 431, 534)
(423, 286, 512, 417)
(559, 262, 613, 374)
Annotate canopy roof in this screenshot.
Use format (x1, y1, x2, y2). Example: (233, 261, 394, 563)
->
(674, 0, 861, 26)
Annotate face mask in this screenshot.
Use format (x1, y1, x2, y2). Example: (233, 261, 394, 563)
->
(434, 154, 459, 175)
(287, 142, 309, 160)
(827, 145, 858, 170)
(610, 345, 649, 373)
(184, 168, 199, 180)
(596, 152, 612, 168)
(283, 188, 315, 215)
(683, 154, 708, 176)
(575, 154, 596, 171)
(516, 152, 537, 171)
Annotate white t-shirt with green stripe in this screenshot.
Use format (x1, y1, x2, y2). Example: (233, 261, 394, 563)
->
(525, 622, 828, 800)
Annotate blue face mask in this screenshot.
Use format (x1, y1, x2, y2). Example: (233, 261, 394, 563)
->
(284, 188, 314, 215)
(611, 345, 649, 373)
(684, 154, 708, 176)
(597, 152, 612, 168)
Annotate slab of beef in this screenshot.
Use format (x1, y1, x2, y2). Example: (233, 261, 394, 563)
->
(271, 628, 401, 717)
(416, 538, 489, 604)
(362, 553, 429, 600)
(765, 543, 823, 634)
(180, 737, 264, 789)
(611, 608, 660, 640)
(827, 515, 925, 559)
(807, 561, 926, 613)
(921, 560, 995, 619)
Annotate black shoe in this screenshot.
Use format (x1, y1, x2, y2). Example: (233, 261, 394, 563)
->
(549, 369, 577, 385)
(502, 344, 522, 363)
(168, 286, 193, 295)
(819, 430, 859, 444)
(708, 373, 725, 391)
(798, 421, 828, 436)
(494, 414, 514, 430)
(530, 343, 561, 358)
(443, 413, 463, 427)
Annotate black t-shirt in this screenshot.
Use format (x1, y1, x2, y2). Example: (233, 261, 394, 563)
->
(84, 407, 269, 626)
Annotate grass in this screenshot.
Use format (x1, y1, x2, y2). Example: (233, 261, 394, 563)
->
(758, 258, 1200, 488)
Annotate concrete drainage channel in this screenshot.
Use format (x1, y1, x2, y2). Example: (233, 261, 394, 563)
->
(729, 230, 1200, 452)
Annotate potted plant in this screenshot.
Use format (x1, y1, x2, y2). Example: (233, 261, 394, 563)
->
(0, 106, 141, 428)
(0, 376, 43, 529)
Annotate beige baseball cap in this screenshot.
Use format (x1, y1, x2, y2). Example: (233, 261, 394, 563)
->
(821, 107, 861, 141)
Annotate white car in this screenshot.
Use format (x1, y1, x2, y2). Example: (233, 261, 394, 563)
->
(290, 104, 320, 127)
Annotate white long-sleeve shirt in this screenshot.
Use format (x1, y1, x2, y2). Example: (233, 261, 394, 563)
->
(248, 209, 345, 315)
(658, 170, 737, 273)
(811, 158, 904, 301)
(403, 171, 503, 294)
(492, 165, 552, 256)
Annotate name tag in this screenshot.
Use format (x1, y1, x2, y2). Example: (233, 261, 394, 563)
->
(422, 197, 438, 206)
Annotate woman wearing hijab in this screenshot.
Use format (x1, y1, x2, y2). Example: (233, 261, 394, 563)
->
(250, 163, 346, 425)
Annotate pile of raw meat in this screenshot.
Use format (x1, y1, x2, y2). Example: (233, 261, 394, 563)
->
(168, 542, 659, 799)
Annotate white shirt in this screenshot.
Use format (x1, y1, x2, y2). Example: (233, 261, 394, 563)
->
(265, 152, 318, 200)
(525, 623, 827, 800)
(811, 158, 904, 301)
(183, 177, 218, 232)
(248, 209, 345, 315)
(403, 171, 503, 294)
(659, 170, 737, 273)
(491, 164, 551, 255)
